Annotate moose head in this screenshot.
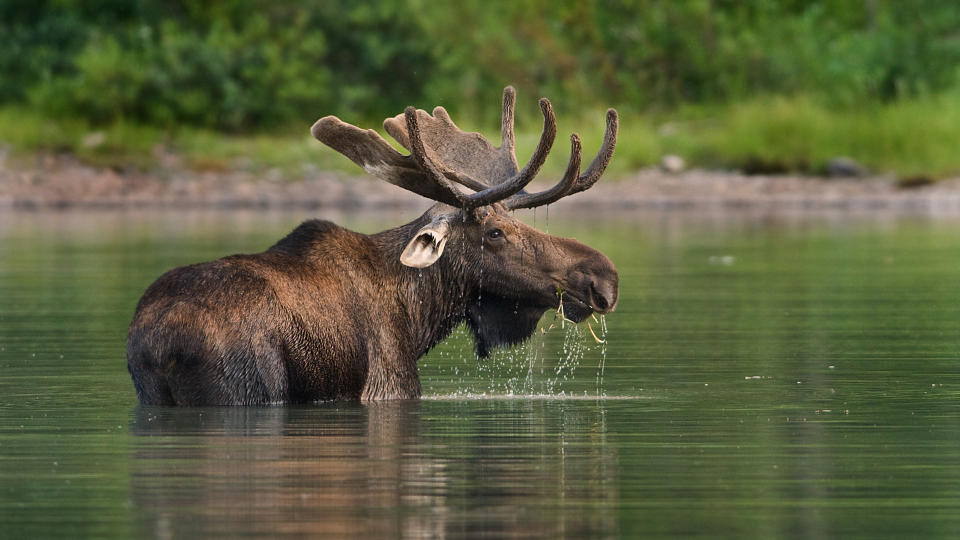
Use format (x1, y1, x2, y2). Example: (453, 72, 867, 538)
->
(127, 87, 619, 405)
(311, 86, 619, 358)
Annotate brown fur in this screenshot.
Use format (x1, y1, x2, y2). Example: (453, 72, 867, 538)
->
(127, 205, 617, 405)
(128, 87, 620, 405)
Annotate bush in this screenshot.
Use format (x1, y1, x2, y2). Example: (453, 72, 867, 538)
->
(7, 0, 434, 130)
(2, 1, 960, 130)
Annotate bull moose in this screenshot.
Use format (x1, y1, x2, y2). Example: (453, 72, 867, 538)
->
(127, 87, 619, 405)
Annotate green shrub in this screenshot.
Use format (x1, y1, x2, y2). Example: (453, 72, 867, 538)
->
(2, 1, 960, 134)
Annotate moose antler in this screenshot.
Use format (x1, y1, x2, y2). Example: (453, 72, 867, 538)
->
(310, 116, 462, 206)
(505, 108, 618, 209)
(311, 86, 617, 210)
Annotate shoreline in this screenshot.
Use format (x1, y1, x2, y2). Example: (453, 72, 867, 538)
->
(4, 154, 960, 213)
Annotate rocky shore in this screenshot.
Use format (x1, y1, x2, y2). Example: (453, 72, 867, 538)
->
(4, 153, 960, 214)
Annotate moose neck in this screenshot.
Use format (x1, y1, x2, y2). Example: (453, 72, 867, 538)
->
(370, 217, 476, 360)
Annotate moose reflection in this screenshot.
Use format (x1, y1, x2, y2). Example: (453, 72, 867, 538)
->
(127, 87, 619, 405)
(128, 401, 619, 538)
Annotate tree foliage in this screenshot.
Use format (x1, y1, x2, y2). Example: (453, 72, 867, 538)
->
(3, 0, 959, 130)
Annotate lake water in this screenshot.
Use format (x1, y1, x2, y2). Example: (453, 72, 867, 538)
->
(1, 208, 958, 538)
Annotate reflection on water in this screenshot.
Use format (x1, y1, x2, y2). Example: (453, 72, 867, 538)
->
(129, 400, 618, 538)
(1, 208, 960, 538)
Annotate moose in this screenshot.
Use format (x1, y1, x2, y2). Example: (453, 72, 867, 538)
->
(127, 87, 619, 405)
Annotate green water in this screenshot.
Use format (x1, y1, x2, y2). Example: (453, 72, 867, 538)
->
(0, 209, 958, 538)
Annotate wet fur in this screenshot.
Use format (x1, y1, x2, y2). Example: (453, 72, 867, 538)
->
(127, 206, 615, 405)
(466, 295, 546, 359)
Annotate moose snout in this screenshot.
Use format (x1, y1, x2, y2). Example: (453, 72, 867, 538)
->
(589, 279, 618, 313)
(565, 257, 619, 315)
(586, 266, 619, 313)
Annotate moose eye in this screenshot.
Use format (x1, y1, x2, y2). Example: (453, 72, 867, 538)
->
(486, 228, 505, 240)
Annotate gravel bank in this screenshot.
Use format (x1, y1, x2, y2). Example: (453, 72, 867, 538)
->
(3, 154, 960, 213)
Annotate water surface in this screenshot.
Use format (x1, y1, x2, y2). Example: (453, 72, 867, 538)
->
(0, 209, 958, 538)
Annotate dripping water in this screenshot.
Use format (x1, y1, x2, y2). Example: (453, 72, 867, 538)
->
(548, 324, 584, 394)
(595, 315, 608, 397)
(477, 234, 484, 302)
(431, 313, 608, 399)
(417, 269, 424, 310)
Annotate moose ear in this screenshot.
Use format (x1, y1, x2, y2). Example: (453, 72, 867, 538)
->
(400, 221, 450, 268)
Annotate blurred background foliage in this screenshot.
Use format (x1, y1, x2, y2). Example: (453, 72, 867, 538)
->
(1, 0, 959, 176)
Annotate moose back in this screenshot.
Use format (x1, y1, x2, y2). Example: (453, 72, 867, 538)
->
(127, 87, 619, 405)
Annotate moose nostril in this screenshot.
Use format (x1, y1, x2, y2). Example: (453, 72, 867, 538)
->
(590, 283, 609, 311)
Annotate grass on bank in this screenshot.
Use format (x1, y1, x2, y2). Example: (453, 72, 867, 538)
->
(0, 107, 350, 176)
(1, 94, 959, 180)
